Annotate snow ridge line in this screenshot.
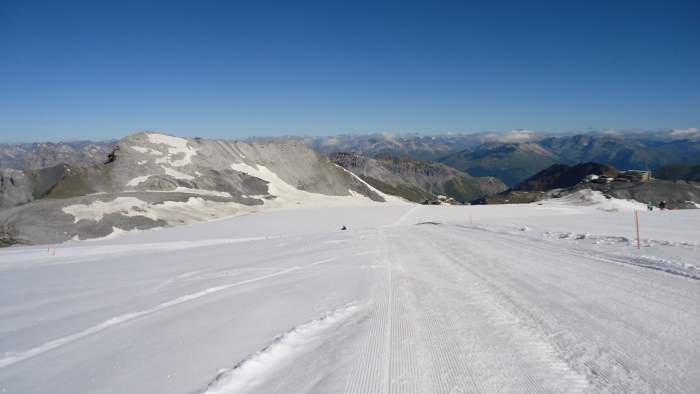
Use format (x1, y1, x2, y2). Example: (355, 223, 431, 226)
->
(202, 302, 360, 394)
(0, 259, 333, 369)
(573, 250, 700, 280)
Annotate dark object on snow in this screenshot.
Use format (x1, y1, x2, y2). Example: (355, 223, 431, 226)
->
(104, 146, 119, 164)
(658, 201, 667, 210)
(341, 225, 347, 230)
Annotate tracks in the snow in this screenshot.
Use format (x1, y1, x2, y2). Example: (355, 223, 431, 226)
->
(0, 258, 335, 369)
(343, 224, 596, 393)
(197, 221, 696, 393)
(414, 223, 698, 393)
(343, 231, 391, 394)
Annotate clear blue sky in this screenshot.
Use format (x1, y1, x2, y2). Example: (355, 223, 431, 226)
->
(1, 0, 698, 142)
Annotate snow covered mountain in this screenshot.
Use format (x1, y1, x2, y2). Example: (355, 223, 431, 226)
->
(0, 132, 394, 246)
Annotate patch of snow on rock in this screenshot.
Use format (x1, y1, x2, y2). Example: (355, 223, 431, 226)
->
(169, 187, 231, 198)
(335, 164, 404, 203)
(147, 133, 197, 167)
(62, 197, 149, 223)
(163, 166, 194, 180)
(131, 146, 163, 156)
(126, 176, 151, 187)
(230, 162, 397, 208)
(62, 197, 249, 225)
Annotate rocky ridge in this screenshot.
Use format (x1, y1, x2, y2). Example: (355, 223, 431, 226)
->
(330, 152, 507, 203)
(0, 132, 389, 246)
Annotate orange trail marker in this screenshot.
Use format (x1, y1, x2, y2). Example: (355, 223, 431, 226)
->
(635, 211, 641, 249)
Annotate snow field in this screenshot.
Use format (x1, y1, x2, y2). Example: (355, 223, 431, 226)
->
(0, 203, 698, 393)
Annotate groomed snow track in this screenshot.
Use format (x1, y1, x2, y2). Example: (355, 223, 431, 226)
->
(0, 205, 698, 393)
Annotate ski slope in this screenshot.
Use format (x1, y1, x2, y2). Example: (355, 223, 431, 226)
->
(0, 203, 698, 393)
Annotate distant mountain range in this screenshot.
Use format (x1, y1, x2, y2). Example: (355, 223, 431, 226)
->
(513, 163, 619, 192)
(309, 129, 700, 186)
(306, 130, 548, 161)
(654, 164, 700, 182)
(4, 129, 698, 187)
(439, 142, 559, 187)
(0, 140, 116, 170)
(2, 129, 699, 246)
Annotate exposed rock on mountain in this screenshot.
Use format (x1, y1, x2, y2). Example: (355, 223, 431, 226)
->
(0, 141, 115, 170)
(4, 129, 699, 246)
(0, 169, 33, 209)
(653, 164, 700, 181)
(311, 134, 460, 161)
(5, 129, 698, 189)
(0, 164, 74, 210)
(600, 179, 700, 209)
(475, 162, 700, 209)
(330, 152, 507, 203)
(514, 163, 619, 191)
(0, 133, 390, 245)
(30, 133, 385, 201)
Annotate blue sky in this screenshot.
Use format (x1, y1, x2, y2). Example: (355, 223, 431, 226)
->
(1, 0, 698, 141)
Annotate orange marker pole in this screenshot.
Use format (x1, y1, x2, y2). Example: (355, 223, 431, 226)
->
(635, 211, 641, 249)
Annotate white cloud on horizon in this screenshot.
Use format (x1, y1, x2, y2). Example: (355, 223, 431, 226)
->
(481, 129, 539, 143)
(670, 128, 699, 136)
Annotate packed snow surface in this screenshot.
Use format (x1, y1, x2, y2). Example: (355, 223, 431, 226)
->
(1, 203, 698, 393)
